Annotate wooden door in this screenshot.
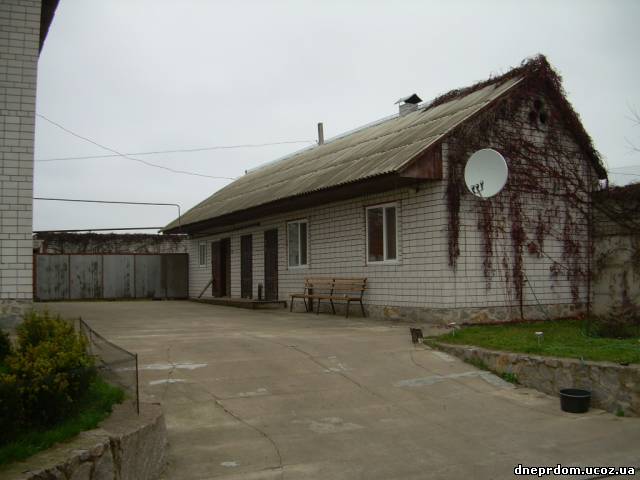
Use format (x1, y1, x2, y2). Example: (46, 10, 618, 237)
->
(211, 241, 222, 297)
(240, 234, 253, 299)
(264, 229, 278, 300)
(212, 239, 231, 297)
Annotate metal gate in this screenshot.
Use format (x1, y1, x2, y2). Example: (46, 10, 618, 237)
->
(34, 253, 188, 301)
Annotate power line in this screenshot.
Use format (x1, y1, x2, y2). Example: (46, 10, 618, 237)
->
(35, 140, 315, 163)
(34, 227, 165, 233)
(33, 197, 182, 230)
(34, 197, 180, 207)
(36, 114, 236, 180)
(609, 164, 640, 170)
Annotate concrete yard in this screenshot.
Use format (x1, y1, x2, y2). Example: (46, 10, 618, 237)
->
(40, 301, 639, 480)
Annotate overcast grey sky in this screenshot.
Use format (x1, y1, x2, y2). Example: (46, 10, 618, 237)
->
(34, 0, 640, 232)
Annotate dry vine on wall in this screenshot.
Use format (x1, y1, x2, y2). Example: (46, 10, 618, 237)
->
(442, 57, 600, 318)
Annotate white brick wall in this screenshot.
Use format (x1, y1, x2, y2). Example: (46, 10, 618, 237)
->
(0, 1, 40, 300)
(187, 96, 594, 321)
(187, 177, 585, 315)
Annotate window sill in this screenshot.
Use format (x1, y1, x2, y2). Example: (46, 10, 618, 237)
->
(288, 264, 309, 271)
(366, 260, 400, 266)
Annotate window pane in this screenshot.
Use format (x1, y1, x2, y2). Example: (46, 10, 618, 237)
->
(300, 222, 307, 265)
(199, 244, 206, 265)
(367, 208, 383, 262)
(288, 223, 300, 266)
(385, 207, 396, 260)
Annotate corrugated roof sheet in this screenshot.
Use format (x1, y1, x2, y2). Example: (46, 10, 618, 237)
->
(165, 76, 523, 231)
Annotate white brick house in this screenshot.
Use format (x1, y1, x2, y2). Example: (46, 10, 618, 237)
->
(165, 56, 606, 323)
(0, 0, 58, 326)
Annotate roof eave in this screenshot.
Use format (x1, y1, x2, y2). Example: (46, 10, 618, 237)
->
(163, 173, 428, 235)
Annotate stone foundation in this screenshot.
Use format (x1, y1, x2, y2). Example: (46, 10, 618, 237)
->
(433, 343, 640, 416)
(291, 300, 580, 324)
(0, 299, 32, 331)
(1, 403, 167, 480)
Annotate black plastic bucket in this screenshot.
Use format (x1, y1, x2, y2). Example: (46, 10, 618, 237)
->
(559, 389, 591, 413)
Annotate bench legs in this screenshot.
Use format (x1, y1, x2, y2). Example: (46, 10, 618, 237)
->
(295, 297, 364, 318)
(345, 299, 365, 318)
(290, 296, 313, 313)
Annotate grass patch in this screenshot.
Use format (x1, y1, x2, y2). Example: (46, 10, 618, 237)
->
(0, 378, 124, 466)
(432, 320, 640, 364)
(500, 372, 519, 384)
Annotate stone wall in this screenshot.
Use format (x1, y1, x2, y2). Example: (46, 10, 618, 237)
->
(34, 233, 188, 255)
(1, 403, 167, 480)
(363, 302, 578, 325)
(0, 298, 30, 331)
(592, 185, 640, 314)
(433, 342, 640, 416)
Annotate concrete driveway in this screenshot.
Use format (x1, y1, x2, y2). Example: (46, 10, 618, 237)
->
(41, 301, 639, 480)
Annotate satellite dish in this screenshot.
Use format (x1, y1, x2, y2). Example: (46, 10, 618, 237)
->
(464, 148, 508, 198)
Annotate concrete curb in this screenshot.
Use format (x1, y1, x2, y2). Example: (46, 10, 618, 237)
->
(1, 403, 167, 480)
(431, 342, 640, 416)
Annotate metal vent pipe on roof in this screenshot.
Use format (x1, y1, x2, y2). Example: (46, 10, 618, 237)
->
(317, 122, 324, 145)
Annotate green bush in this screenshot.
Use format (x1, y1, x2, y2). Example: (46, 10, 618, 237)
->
(0, 378, 124, 465)
(0, 374, 23, 445)
(16, 310, 67, 353)
(0, 329, 11, 363)
(0, 310, 96, 441)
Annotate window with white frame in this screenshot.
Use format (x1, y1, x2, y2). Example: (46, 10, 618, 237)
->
(287, 220, 308, 267)
(198, 242, 207, 266)
(366, 203, 398, 263)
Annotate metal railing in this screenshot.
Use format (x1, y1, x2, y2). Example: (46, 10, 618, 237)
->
(78, 318, 139, 414)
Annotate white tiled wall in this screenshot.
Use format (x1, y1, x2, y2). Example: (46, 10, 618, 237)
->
(187, 96, 594, 319)
(0, 1, 40, 301)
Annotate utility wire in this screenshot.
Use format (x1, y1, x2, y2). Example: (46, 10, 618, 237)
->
(36, 114, 236, 180)
(608, 171, 640, 177)
(34, 227, 164, 233)
(608, 164, 640, 170)
(33, 197, 183, 231)
(35, 140, 315, 163)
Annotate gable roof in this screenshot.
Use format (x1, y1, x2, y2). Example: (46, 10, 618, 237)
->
(165, 55, 605, 233)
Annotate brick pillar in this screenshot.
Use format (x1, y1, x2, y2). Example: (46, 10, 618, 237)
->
(0, 1, 41, 325)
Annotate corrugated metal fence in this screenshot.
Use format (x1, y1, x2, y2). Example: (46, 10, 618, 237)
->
(34, 253, 188, 300)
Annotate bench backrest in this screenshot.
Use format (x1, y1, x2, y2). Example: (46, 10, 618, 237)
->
(332, 278, 367, 298)
(304, 277, 367, 298)
(304, 277, 334, 294)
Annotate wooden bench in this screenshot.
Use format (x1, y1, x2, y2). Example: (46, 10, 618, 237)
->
(290, 277, 367, 318)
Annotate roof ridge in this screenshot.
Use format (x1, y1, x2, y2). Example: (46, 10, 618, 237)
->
(242, 80, 515, 182)
(165, 54, 605, 232)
